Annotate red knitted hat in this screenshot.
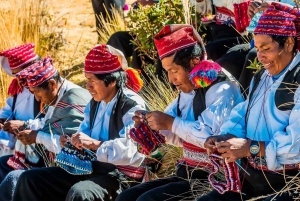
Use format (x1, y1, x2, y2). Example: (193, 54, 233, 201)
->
(84, 44, 128, 74)
(154, 24, 207, 60)
(0, 43, 38, 70)
(16, 56, 58, 87)
(254, 5, 297, 37)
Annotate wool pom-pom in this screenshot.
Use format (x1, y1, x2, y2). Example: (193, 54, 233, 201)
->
(125, 67, 143, 93)
(123, 4, 129, 11)
(189, 60, 222, 88)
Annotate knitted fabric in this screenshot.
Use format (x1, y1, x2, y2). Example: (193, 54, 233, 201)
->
(16, 56, 57, 87)
(233, 1, 251, 33)
(129, 122, 165, 155)
(208, 152, 241, 194)
(246, 11, 263, 33)
(0, 43, 38, 70)
(254, 4, 297, 37)
(154, 24, 207, 60)
(55, 141, 96, 175)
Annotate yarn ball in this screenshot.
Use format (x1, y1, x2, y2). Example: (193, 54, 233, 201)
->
(189, 60, 222, 88)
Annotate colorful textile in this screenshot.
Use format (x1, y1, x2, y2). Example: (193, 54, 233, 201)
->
(16, 56, 57, 87)
(129, 122, 165, 155)
(84, 44, 127, 74)
(116, 165, 146, 180)
(246, 11, 263, 33)
(189, 60, 222, 88)
(0, 43, 38, 70)
(208, 152, 241, 194)
(269, 2, 300, 51)
(254, 5, 297, 37)
(55, 141, 95, 175)
(154, 24, 207, 60)
(233, 1, 251, 33)
(181, 141, 212, 168)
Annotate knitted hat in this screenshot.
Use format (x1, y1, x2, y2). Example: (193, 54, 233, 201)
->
(0, 43, 38, 70)
(154, 24, 207, 60)
(254, 5, 297, 37)
(16, 56, 58, 88)
(84, 44, 127, 74)
(84, 45, 143, 92)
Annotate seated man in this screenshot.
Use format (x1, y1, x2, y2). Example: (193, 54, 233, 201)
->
(116, 24, 243, 201)
(0, 56, 91, 201)
(0, 44, 41, 157)
(201, 3, 300, 201)
(12, 44, 147, 201)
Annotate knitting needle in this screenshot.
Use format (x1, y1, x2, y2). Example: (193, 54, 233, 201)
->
(235, 161, 250, 176)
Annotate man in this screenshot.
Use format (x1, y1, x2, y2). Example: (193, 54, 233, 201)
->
(0, 44, 41, 157)
(0, 56, 91, 201)
(13, 44, 147, 201)
(116, 24, 243, 201)
(201, 3, 300, 201)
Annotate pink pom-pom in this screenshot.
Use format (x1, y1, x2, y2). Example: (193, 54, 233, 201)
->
(123, 4, 129, 11)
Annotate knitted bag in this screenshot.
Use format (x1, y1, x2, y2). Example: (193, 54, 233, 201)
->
(129, 123, 165, 155)
(55, 141, 96, 175)
(208, 152, 241, 194)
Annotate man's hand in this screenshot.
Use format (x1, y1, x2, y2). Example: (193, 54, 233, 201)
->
(60, 135, 69, 148)
(16, 130, 38, 145)
(132, 110, 147, 127)
(248, 1, 271, 18)
(3, 120, 25, 134)
(216, 138, 251, 163)
(145, 111, 175, 131)
(71, 132, 101, 151)
(204, 134, 236, 155)
(0, 123, 3, 130)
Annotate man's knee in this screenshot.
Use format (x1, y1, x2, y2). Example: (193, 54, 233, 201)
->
(66, 181, 107, 201)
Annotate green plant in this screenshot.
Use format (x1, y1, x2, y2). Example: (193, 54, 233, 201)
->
(127, 0, 185, 63)
(246, 57, 263, 73)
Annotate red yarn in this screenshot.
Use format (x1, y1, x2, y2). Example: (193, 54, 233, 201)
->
(125, 67, 143, 93)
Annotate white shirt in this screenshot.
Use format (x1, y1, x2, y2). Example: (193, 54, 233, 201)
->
(160, 80, 244, 148)
(78, 88, 146, 167)
(220, 52, 300, 170)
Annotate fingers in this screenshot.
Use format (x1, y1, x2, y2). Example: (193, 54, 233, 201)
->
(216, 141, 231, 153)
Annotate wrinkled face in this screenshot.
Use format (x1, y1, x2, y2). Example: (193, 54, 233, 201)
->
(29, 80, 58, 105)
(254, 34, 295, 76)
(161, 56, 195, 93)
(85, 73, 117, 102)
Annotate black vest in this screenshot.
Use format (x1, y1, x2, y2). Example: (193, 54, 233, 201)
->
(89, 90, 138, 140)
(248, 61, 300, 112)
(177, 72, 229, 120)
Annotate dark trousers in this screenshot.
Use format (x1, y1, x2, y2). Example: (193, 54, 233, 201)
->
(116, 164, 209, 201)
(198, 159, 299, 201)
(91, 0, 125, 31)
(0, 155, 14, 182)
(12, 162, 135, 201)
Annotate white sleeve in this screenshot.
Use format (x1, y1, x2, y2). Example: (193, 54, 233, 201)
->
(36, 131, 61, 154)
(0, 130, 16, 149)
(172, 82, 244, 147)
(265, 87, 300, 170)
(96, 103, 146, 167)
(159, 97, 184, 147)
(0, 96, 13, 119)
